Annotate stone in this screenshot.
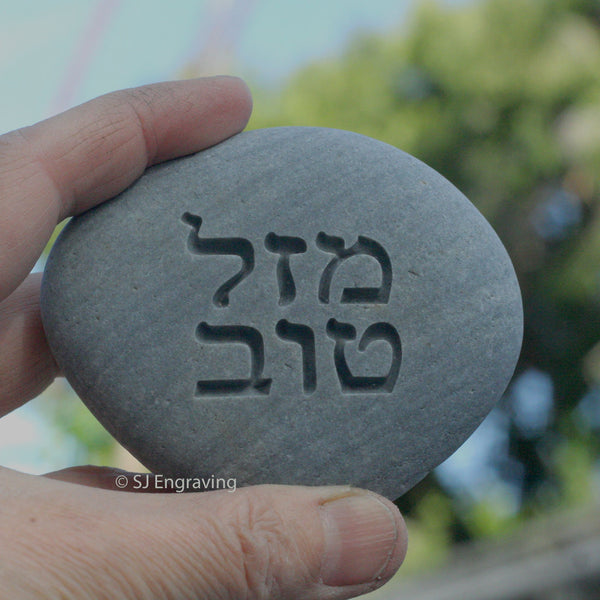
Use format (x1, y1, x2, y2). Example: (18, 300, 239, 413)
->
(41, 127, 523, 500)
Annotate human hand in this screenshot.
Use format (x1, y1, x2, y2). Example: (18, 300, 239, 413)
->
(0, 77, 407, 599)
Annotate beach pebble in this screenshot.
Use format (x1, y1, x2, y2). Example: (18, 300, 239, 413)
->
(41, 127, 522, 499)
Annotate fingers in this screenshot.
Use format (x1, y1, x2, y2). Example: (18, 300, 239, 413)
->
(3, 468, 407, 600)
(0, 273, 58, 417)
(0, 76, 252, 302)
(0, 77, 252, 414)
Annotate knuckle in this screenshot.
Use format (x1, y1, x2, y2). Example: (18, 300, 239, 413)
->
(114, 86, 161, 162)
(220, 492, 301, 600)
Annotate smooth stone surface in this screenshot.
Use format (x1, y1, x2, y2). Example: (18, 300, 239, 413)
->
(41, 127, 522, 500)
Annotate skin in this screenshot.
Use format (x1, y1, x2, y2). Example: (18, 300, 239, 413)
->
(0, 77, 407, 600)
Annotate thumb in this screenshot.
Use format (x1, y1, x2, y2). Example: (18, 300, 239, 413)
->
(3, 469, 407, 599)
(182, 484, 408, 599)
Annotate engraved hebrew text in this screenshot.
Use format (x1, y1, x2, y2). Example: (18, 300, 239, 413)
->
(195, 322, 272, 396)
(182, 212, 254, 307)
(326, 319, 401, 393)
(183, 214, 400, 397)
(275, 319, 317, 393)
(316, 232, 392, 304)
(264, 233, 307, 305)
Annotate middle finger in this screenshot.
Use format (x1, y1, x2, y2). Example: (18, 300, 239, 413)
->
(0, 273, 58, 417)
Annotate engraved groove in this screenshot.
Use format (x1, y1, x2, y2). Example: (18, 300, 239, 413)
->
(275, 319, 317, 393)
(181, 212, 254, 307)
(194, 322, 272, 396)
(264, 233, 307, 306)
(316, 232, 392, 304)
(326, 319, 401, 393)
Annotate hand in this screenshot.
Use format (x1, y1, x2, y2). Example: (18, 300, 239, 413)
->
(0, 77, 407, 599)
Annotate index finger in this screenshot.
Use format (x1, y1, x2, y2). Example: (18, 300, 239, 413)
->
(0, 77, 252, 301)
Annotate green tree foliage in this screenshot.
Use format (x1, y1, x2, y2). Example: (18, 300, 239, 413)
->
(250, 0, 600, 543)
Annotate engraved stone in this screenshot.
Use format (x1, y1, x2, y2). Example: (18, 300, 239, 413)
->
(40, 127, 523, 500)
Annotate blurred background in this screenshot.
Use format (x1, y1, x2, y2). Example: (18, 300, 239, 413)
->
(2, 0, 600, 598)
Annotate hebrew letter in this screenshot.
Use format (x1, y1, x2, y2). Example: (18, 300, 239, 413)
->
(326, 319, 401, 393)
(276, 319, 316, 393)
(264, 233, 307, 305)
(316, 232, 392, 304)
(181, 212, 254, 307)
(195, 322, 272, 396)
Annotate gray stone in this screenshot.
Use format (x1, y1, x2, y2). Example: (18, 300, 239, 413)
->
(41, 127, 522, 500)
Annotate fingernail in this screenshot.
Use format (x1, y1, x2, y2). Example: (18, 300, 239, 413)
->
(320, 491, 404, 587)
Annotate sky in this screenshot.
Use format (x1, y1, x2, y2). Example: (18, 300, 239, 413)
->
(0, 0, 502, 493)
(0, 0, 418, 135)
